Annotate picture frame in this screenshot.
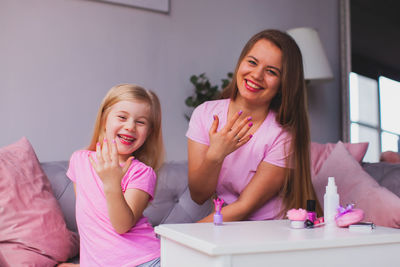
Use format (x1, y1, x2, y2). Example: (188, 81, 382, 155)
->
(96, 0, 170, 14)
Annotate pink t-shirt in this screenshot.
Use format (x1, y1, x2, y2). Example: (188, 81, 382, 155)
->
(67, 150, 160, 267)
(186, 99, 292, 220)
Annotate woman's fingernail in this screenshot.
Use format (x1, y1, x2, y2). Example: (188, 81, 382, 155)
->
(213, 115, 217, 120)
(96, 142, 100, 146)
(249, 122, 253, 127)
(249, 134, 253, 139)
(247, 116, 252, 121)
(238, 110, 243, 115)
(112, 139, 116, 144)
(103, 138, 107, 142)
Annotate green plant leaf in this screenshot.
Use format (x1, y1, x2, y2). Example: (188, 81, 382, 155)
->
(185, 97, 194, 107)
(185, 72, 232, 111)
(190, 75, 198, 85)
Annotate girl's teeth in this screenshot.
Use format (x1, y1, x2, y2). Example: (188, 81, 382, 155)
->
(119, 135, 134, 142)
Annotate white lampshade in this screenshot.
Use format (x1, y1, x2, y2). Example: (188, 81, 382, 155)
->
(287, 27, 333, 81)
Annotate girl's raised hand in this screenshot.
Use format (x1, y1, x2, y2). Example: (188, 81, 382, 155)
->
(89, 139, 133, 191)
(207, 111, 253, 162)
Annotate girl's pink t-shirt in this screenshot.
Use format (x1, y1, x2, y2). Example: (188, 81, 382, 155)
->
(67, 150, 160, 267)
(186, 99, 292, 220)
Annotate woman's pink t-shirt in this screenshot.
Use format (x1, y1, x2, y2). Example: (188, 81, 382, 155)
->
(186, 99, 292, 220)
(67, 150, 160, 267)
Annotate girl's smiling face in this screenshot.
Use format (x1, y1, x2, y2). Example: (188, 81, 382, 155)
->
(104, 100, 151, 163)
(236, 39, 282, 107)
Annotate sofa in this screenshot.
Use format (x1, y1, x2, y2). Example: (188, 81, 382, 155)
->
(45, 142, 400, 264)
(1, 138, 400, 266)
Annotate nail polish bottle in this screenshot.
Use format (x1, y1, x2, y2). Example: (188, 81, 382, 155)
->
(306, 199, 317, 223)
(213, 198, 224, 225)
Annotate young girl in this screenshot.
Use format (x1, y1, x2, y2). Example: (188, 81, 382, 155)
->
(187, 29, 322, 222)
(67, 84, 164, 266)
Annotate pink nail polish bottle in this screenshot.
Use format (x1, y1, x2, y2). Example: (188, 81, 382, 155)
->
(306, 199, 317, 223)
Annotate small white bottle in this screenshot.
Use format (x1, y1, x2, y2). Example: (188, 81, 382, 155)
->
(324, 177, 339, 226)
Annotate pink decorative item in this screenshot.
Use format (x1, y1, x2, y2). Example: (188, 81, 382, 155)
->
(335, 204, 364, 227)
(287, 208, 308, 221)
(287, 208, 308, 229)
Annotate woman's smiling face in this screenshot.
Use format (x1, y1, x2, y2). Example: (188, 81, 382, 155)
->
(236, 39, 282, 107)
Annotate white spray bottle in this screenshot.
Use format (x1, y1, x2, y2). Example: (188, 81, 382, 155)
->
(324, 177, 339, 226)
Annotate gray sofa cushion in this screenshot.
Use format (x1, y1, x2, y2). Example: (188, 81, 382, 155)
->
(362, 162, 400, 198)
(144, 161, 213, 225)
(41, 161, 77, 232)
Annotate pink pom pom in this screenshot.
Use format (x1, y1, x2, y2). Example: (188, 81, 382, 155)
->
(336, 209, 364, 227)
(286, 208, 308, 221)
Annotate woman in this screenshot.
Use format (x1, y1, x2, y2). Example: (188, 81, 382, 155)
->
(186, 29, 321, 222)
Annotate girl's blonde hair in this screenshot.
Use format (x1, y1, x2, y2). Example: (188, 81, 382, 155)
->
(88, 84, 165, 171)
(221, 29, 322, 217)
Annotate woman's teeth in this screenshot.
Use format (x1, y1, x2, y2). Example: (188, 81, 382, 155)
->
(246, 80, 262, 89)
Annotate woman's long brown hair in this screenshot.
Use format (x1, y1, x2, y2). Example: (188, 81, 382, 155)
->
(221, 29, 322, 217)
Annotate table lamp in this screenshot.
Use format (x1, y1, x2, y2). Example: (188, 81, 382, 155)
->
(287, 27, 333, 81)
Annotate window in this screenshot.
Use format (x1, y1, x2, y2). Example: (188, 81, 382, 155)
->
(349, 72, 400, 162)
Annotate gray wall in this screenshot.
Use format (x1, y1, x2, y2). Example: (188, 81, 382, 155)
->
(0, 0, 340, 162)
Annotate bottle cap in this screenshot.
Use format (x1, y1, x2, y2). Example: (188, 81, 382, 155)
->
(307, 199, 316, 212)
(326, 177, 337, 193)
(328, 177, 336, 186)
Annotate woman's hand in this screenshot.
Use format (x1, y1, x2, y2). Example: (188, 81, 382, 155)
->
(89, 139, 133, 191)
(197, 161, 286, 222)
(206, 111, 253, 163)
(188, 111, 253, 204)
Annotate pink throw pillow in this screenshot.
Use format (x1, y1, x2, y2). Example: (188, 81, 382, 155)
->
(312, 141, 400, 228)
(0, 137, 79, 266)
(310, 141, 369, 176)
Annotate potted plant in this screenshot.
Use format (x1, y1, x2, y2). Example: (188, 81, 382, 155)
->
(185, 72, 232, 120)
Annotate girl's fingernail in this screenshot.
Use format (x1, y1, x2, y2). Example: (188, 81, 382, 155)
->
(249, 134, 253, 139)
(213, 115, 217, 120)
(249, 122, 253, 127)
(103, 138, 107, 142)
(247, 116, 252, 121)
(96, 142, 100, 146)
(112, 139, 116, 144)
(238, 110, 243, 115)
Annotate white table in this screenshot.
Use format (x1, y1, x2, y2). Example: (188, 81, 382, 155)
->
(155, 220, 400, 267)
